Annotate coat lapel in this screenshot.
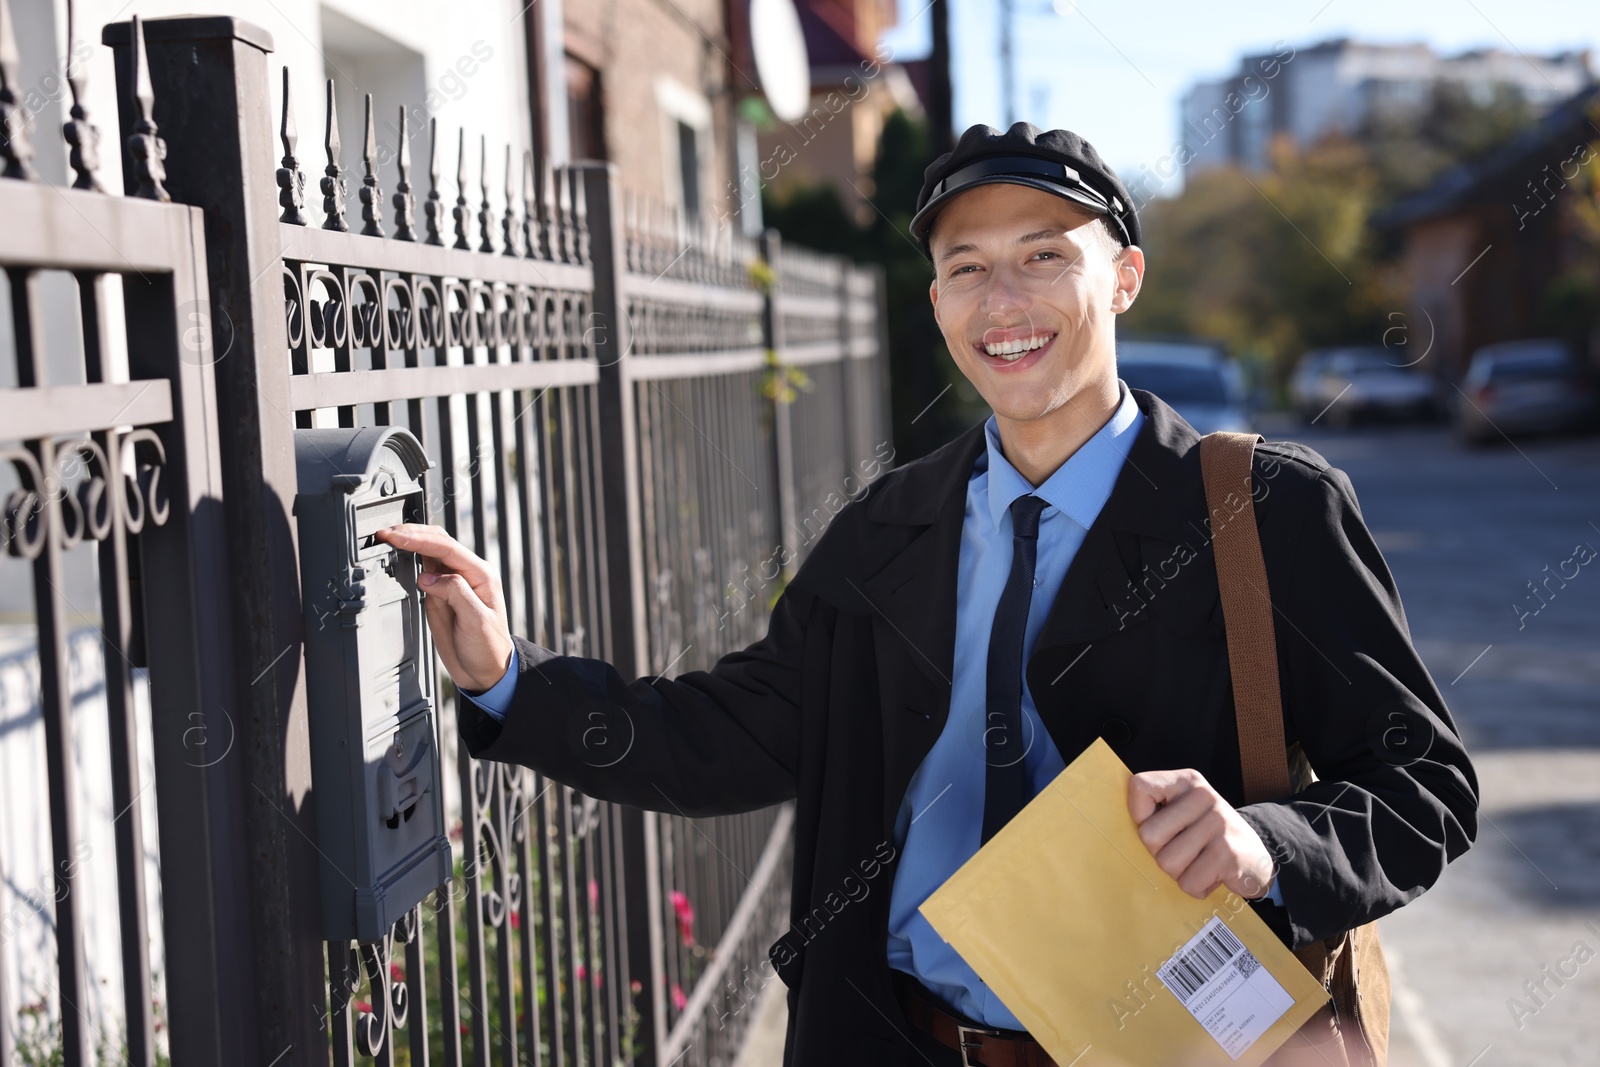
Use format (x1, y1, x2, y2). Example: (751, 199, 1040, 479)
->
(859, 422, 986, 840)
(858, 421, 988, 690)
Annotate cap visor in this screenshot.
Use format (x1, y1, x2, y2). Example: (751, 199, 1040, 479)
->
(911, 175, 1110, 242)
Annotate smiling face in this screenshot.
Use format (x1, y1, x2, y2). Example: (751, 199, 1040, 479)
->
(927, 183, 1143, 432)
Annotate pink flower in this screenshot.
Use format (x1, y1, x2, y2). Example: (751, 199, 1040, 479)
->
(389, 962, 405, 983)
(577, 964, 587, 984)
(355, 1000, 372, 1014)
(670, 890, 695, 946)
(670, 983, 687, 1012)
(510, 910, 522, 930)
(630, 979, 643, 995)
(588, 879, 600, 912)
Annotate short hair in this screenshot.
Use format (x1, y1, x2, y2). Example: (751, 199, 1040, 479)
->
(1085, 216, 1125, 267)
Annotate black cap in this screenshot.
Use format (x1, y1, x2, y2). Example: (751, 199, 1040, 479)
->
(911, 122, 1140, 259)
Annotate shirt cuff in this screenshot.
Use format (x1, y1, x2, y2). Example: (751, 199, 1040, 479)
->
(459, 644, 518, 721)
(1264, 877, 1284, 907)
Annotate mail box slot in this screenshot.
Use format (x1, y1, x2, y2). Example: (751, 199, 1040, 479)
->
(295, 426, 452, 942)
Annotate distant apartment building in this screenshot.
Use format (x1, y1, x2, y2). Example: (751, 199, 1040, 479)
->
(1179, 37, 1594, 177)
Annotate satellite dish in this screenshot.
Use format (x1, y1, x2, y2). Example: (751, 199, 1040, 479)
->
(750, 0, 811, 123)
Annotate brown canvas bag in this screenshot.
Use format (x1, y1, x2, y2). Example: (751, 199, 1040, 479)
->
(1199, 431, 1391, 1067)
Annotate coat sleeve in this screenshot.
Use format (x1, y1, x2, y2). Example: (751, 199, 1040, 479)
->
(1236, 466, 1479, 949)
(456, 583, 816, 817)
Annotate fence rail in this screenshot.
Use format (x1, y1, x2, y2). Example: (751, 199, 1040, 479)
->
(0, 5, 890, 1066)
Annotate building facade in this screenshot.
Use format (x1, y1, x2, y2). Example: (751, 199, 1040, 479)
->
(1379, 86, 1600, 381)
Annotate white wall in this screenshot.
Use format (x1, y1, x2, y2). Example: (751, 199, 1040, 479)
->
(10, 0, 534, 207)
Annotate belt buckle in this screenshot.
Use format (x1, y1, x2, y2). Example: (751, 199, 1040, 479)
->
(956, 1023, 1002, 1067)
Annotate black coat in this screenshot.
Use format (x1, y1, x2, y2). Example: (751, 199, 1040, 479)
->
(459, 390, 1479, 1066)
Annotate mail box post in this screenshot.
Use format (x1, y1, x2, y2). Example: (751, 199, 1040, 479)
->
(294, 427, 452, 942)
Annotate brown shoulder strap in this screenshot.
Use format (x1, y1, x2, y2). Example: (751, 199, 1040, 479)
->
(1200, 432, 1292, 805)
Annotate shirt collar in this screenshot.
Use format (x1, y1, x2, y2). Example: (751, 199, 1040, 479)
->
(980, 379, 1144, 530)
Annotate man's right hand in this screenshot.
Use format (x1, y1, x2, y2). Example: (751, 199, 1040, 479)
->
(375, 523, 514, 693)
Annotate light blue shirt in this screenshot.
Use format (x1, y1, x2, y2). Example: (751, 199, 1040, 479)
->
(462, 647, 519, 718)
(884, 383, 1147, 1028)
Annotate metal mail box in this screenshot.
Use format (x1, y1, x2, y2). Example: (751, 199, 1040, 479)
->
(294, 426, 452, 942)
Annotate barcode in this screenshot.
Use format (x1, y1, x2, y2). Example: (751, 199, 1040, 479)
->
(1158, 921, 1246, 1002)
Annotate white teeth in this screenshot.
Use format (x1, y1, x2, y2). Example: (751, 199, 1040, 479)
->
(983, 333, 1054, 359)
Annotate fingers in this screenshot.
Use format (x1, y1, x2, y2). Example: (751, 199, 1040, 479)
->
(1127, 768, 1201, 824)
(420, 572, 515, 690)
(378, 523, 499, 603)
(1130, 769, 1265, 900)
(419, 572, 496, 624)
(1139, 788, 1220, 862)
(1174, 837, 1234, 899)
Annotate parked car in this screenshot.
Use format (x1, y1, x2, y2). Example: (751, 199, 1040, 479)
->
(1116, 339, 1250, 434)
(1455, 339, 1596, 444)
(1290, 346, 1440, 425)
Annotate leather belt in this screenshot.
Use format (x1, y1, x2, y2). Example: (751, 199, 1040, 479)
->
(894, 972, 1059, 1067)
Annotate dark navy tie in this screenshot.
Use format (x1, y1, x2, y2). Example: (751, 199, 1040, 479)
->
(982, 493, 1048, 845)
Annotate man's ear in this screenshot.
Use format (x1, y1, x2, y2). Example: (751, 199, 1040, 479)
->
(1109, 246, 1145, 314)
(928, 276, 941, 326)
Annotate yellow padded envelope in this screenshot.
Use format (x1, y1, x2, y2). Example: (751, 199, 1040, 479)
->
(918, 739, 1327, 1067)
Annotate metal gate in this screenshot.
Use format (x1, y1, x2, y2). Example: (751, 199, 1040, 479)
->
(1, 5, 891, 1066)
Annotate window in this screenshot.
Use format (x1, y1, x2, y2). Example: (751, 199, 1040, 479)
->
(677, 120, 701, 223)
(566, 55, 606, 161)
(653, 77, 713, 224)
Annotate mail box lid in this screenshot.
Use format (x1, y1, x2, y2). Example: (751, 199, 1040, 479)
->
(295, 426, 433, 498)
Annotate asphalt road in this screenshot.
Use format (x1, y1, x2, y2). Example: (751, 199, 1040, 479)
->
(738, 418, 1600, 1067)
(1262, 418, 1600, 1067)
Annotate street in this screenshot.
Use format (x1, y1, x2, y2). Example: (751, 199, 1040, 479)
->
(1276, 420, 1600, 1067)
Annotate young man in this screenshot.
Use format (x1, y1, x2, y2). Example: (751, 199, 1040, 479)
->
(380, 123, 1477, 1067)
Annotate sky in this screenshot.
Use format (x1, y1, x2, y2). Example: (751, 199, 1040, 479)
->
(879, 0, 1598, 195)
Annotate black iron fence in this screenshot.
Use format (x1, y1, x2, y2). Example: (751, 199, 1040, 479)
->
(0, 6, 890, 1066)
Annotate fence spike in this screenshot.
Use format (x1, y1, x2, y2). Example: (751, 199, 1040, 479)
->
(622, 187, 636, 270)
(539, 156, 557, 260)
(656, 195, 670, 275)
(358, 93, 383, 237)
(640, 194, 654, 273)
(276, 67, 307, 223)
(669, 202, 682, 278)
(61, 0, 102, 191)
(127, 16, 170, 201)
(556, 163, 574, 263)
(0, 0, 36, 180)
(501, 144, 519, 257)
(572, 168, 589, 265)
(320, 79, 348, 230)
(423, 117, 443, 246)
(452, 127, 469, 250)
(520, 150, 536, 260)
(393, 105, 415, 241)
(477, 134, 494, 254)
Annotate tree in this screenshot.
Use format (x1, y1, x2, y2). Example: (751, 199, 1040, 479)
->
(1122, 134, 1402, 396)
(1362, 81, 1537, 203)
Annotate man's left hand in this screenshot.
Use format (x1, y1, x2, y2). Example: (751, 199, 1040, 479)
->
(1128, 769, 1275, 901)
